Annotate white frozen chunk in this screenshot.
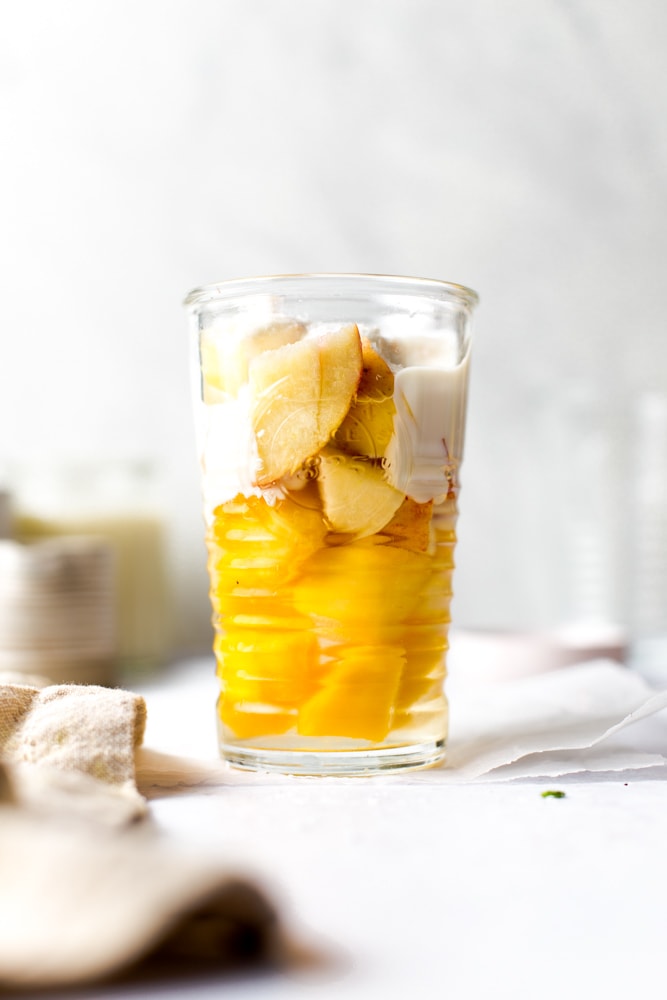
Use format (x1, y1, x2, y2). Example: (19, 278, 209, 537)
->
(384, 359, 470, 503)
(197, 387, 281, 515)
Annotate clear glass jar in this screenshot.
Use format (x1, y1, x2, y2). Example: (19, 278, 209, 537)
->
(185, 274, 478, 774)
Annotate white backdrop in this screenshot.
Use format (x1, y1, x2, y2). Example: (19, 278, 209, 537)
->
(1, 1, 666, 654)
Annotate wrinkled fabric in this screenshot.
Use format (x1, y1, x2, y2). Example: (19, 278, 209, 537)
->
(0, 681, 282, 990)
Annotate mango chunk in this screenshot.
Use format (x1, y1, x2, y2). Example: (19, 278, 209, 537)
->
(218, 701, 295, 739)
(207, 489, 327, 600)
(291, 544, 432, 637)
(298, 646, 404, 741)
(216, 628, 319, 708)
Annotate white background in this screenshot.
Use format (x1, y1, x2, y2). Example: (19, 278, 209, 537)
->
(1, 1, 666, 655)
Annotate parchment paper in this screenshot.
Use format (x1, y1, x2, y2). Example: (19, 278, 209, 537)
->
(135, 659, 667, 789)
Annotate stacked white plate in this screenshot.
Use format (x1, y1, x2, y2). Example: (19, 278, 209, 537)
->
(0, 536, 117, 685)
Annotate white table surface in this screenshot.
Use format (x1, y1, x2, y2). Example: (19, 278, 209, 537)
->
(43, 657, 667, 1000)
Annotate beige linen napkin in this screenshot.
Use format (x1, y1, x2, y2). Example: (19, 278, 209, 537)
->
(0, 680, 147, 821)
(0, 680, 282, 990)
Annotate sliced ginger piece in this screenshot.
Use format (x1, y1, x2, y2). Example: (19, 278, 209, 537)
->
(334, 338, 396, 458)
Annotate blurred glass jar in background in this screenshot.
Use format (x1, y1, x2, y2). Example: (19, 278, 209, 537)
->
(629, 393, 667, 684)
(7, 459, 172, 676)
(0, 492, 10, 539)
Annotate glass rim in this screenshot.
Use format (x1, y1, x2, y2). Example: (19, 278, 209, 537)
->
(183, 272, 479, 310)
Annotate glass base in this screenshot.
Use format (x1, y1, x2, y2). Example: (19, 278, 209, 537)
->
(219, 739, 446, 776)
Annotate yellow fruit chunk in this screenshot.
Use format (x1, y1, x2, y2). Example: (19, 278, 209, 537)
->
(216, 628, 319, 709)
(201, 320, 306, 402)
(316, 449, 404, 539)
(378, 497, 434, 552)
(393, 626, 447, 712)
(334, 339, 396, 458)
(291, 544, 432, 639)
(211, 593, 307, 628)
(249, 324, 363, 486)
(298, 646, 404, 741)
(207, 489, 327, 600)
(218, 700, 295, 739)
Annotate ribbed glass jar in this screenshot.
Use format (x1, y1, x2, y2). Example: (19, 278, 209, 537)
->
(185, 274, 477, 774)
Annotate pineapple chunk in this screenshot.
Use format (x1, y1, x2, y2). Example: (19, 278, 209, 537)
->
(316, 449, 404, 538)
(249, 324, 363, 486)
(201, 320, 306, 402)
